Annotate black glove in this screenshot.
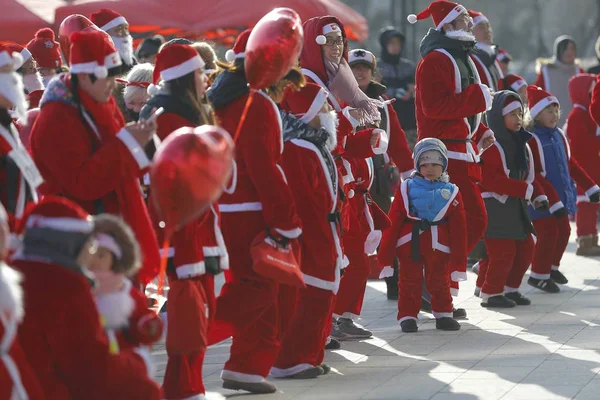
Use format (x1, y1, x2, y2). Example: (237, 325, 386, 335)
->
(552, 207, 568, 218)
(535, 199, 549, 212)
(205, 256, 222, 275)
(589, 191, 600, 203)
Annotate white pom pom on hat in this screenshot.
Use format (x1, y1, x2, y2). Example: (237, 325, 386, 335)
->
(225, 49, 236, 63)
(94, 65, 108, 79)
(407, 14, 418, 24)
(147, 83, 160, 96)
(315, 35, 327, 45)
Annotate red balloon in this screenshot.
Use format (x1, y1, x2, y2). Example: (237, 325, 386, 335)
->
(59, 15, 102, 65)
(245, 8, 304, 90)
(15, 108, 40, 152)
(150, 126, 234, 232)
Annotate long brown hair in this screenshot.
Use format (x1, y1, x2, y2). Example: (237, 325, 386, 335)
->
(164, 71, 216, 125)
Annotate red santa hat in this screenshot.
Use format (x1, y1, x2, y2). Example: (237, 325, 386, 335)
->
(0, 48, 25, 71)
(504, 74, 527, 92)
(407, 1, 468, 31)
(496, 48, 512, 63)
(21, 196, 93, 235)
(315, 22, 342, 45)
(468, 10, 489, 27)
(0, 43, 32, 70)
(69, 30, 122, 78)
(148, 44, 205, 95)
(26, 28, 63, 69)
(527, 85, 559, 120)
(502, 96, 522, 116)
(90, 8, 128, 32)
(281, 82, 329, 124)
(225, 29, 251, 62)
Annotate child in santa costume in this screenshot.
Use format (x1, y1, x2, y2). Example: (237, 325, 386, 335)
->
(379, 138, 467, 333)
(564, 74, 600, 256)
(408, 1, 494, 302)
(207, 31, 303, 394)
(501, 74, 528, 107)
(29, 30, 160, 287)
(468, 10, 504, 92)
(526, 85, 600, 293)
(26, 28, 63, 89)
(90, 214, 163, 376)
(0, 203, 44, 400)
(270, 82, 342, 379)
(12, 196, 160, 399)
(476, 91, 548, 307)
(0, 48, 41, 234)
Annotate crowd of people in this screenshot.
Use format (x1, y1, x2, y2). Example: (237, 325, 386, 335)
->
(2, 0, 600, 399)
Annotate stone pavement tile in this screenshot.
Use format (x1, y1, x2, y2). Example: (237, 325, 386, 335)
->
(293, 379, 382, 400)
(459, 366, 536, 382)
(475, 354, 550, 368)
(360, 372, 463, 400)
(521, 368, 596, 386)
(404, 360, 478, 374)
(344, 355, 422, 368)
(427, 341, 500, 361)
(370, 342, 444, 356)
(321, 367, 402, 383)
(535, 358, 600, 374)
(491, 337, 562, 355)
(575, 379, 600, 400)
(441, 378, 517, 399)
(502, 384, 583, 400)
(429, 393, 484, 400)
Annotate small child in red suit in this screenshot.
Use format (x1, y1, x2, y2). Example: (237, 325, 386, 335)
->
(89, 214, 164, 376)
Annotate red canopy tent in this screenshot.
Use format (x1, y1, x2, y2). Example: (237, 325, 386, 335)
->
(0, 0, 62, 44)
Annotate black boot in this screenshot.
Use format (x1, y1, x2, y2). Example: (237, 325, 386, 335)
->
(505, 291, 531, 305)
(528, 277, 560, 293)
(436, 317, 461, 331)
(453, 308, 467, 319)
(325, 337, 341, 350)
(400, 319, 418, 333)
(550, 269, 568, 284)
(385, 261, 399, 300)
(481, 295, 516, 308)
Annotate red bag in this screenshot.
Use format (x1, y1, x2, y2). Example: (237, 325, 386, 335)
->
(250, 230, 305, 288)
(166, 279, 208, 354)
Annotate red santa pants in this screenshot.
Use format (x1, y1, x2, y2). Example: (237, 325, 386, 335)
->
(215, 212, 281, 382)
(480, 236, 535, 298)
(531, 215, 571, 280)
(334, 245, 370, 318)
(272, 285, 335, 376)
(398, 251, 453, 322)
(475, 258, 489, 289)
(576, 202, 600, 237)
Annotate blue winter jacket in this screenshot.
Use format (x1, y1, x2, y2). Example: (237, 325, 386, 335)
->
(408, 175, 457, 221)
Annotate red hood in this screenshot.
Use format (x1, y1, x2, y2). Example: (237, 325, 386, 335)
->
(300, 16, 349, 86)
(568, 73, 596, 107)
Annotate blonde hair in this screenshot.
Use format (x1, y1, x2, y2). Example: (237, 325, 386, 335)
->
(123, 63, 153, 106)
(93, 214, 141, 276)
(191, 42, 218, 71)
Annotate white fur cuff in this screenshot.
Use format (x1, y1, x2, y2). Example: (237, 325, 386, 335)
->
(116, 128, 150, 169)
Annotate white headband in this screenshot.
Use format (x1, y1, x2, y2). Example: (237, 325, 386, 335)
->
(95, 233, 122, 260)
(323, 23, 341, 35)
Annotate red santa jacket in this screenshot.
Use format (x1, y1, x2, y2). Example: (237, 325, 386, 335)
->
(149, 111, 228, 279)
(12, 258, 160, 400)
(0, 263, 44, 400)
(590, 74, 600, 126)
(378, 179, 467, 279)
(564, 74, 600, 202)
(415, 48, 493, 179)
(382, 99, 414, 178)
(281, 138, 344, 292)
(471, 51, 504, 92)
(216, 90, 302, 239)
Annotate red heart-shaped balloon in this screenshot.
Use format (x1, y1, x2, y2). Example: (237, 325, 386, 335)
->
(245, 8, 304, 90)
(59, 14, 103, 65)
(150, 125, 234, 233)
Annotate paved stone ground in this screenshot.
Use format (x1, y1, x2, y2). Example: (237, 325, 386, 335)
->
(152, 224, 600, 399)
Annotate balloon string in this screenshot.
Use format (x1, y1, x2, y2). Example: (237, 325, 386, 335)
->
(157, 236, 171, 297)
(232, 90, 255, 143)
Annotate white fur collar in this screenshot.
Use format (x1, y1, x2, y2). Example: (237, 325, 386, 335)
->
(94, 278, 134, 329)
(445, 29, 476, 43)
(0, 263, 24, 322)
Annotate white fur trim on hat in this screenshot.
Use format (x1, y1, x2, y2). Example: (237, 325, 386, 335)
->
(502, 101, 522, 116)
(160, 55, 205, 82)
(100, 16, 128, 32)
(147, 84, 160, 96)
(225, 50, 245, 63)
(510, 79, 527, 92)
(530, 95, 559, 120)
(472, 15, 489, 27)
(70, 51, 122, 77)
(322, 23, 341, 35)
(20, 48, 32, 65)
(0, 51, 19, 69)
(407, 14, 418, 24)
(299, 87, 329, 124)
(316, 35, 327, 45)
(25, 215, 93, 233)
(96, 233, 122, 260)
(436, 5, 467, 30)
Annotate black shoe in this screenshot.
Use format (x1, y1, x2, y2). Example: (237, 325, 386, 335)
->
(436, 317, 461, 331)
(505, 291, 531, 305)
(400, 319, 418, 333)
(386, 290, 398, 300)
(159, 300, 168, 314)
(453, 308, 467, 319)
(550, 269, 568, 284)
(481, 295, 516, 308)
(320, 364, 331, 375)
(325, 337, 341, 350)
(289, 366, 323, 379)
(528, 277, 560, 293)
(420, 297, 432, 313)
(223, 379, 278, 394)
(474, 288, 481, 297)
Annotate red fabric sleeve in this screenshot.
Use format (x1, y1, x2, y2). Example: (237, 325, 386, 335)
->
(532, 180, 546, 201)
(385, 104, 414, 174)
(481, 146, 531, 199)
(343, 128, 377, 159)
(472, 55, 491, 88)
(569, 157, 599, 193)
(591, 75, 600, 125)
(447, 191, 467, 269)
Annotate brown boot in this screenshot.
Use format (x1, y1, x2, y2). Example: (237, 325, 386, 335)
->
(576, 235, 600, 256)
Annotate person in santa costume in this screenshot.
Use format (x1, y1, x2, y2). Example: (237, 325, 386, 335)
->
(12, 196, 161, 399)
(207, 30, 303, 394)
(0, 43, 44, 104)
(591, 74, 600, 125)
(349, 48, 414, 300)
(120, 63, 153, 122)
(141, 43, 228, 400)
(563, 73, 600, 256)
(0, 48, 41, 234)
(90, 214, 163, 373)
(91, 8, 136, 72)
(502, 74, 528, 107)
(0, 203, 44, 400)
(379, 138, 467, 332)
(408, 1, 494, 304)
(468, 10, 504, 92)
(526, 85, 600, 292)
(29, 29, 160, 287)
(270, 82, 342, 379)
(476, 91, 548, 307)
(26, 28, 63, 91)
